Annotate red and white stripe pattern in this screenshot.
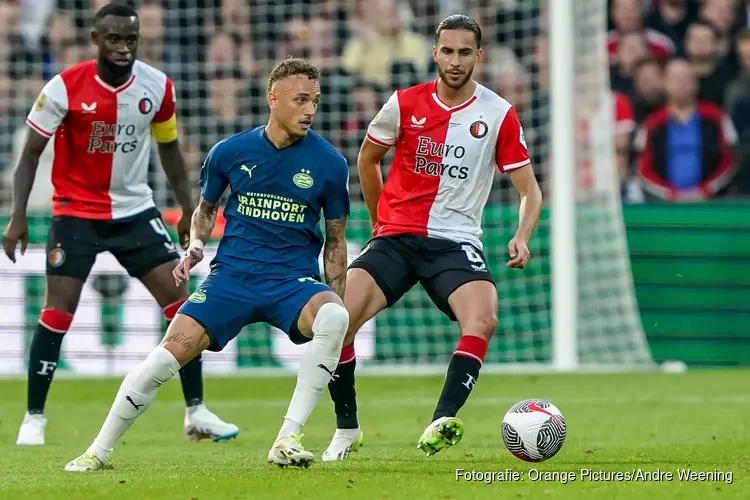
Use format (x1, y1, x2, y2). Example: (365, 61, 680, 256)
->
(26, 59, 176, 220)
(366, 81, 530, 250)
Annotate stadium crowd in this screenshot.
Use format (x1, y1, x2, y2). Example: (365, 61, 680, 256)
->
(0, 0, 748, 209)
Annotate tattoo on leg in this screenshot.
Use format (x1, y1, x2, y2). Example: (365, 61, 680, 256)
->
(167, 331, 194, 351)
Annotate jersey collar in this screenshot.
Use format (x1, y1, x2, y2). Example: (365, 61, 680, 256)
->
(430, 79, 480, 113)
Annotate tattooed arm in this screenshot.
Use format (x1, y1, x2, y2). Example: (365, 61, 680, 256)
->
(324, 216, 348, 299)
(190, 197, 219, 245)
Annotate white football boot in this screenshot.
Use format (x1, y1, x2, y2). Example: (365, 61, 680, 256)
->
(183, 404, 240, 442)
(268, 434, 314, 468)
(16, 412, 47, 446)
(65, 452, 111, 472)
(322, 428, 364, 461)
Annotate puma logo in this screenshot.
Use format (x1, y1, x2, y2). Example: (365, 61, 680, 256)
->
(125, 395, 144, 410)
(318, 363, 339, 381)
(240, 164, 257, 177)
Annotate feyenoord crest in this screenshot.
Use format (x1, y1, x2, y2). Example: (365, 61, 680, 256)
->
(48, 247, 66, 267)
(469, 120, 488, 139)
(138, 97, 153, 114)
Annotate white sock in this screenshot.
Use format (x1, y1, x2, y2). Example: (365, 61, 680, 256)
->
(187, 403, 207, 416)
(277, 302, 349, 440)
(88, 347, 180, 460)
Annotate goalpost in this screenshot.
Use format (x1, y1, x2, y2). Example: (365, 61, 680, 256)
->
(550, 0, 653, 371)
(0, 0, 654, 376)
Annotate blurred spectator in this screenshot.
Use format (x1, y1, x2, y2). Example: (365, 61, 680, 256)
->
(614, 91, 636, 184)
(699, 0, 738, 57)
(340, 0, 429, 89)
(608, 0, 677, 64)
(0, 0, 22, 78)
(611, 32, 651, 93)
(644, 0, 699, 51)
(635, 58, 738, 201)
(42, 11, 77, 77)
(137, 1, 164, 68)
(724, 28, 750, 112)
(630, 58, 665, 123)
(684, 21, 736, 106)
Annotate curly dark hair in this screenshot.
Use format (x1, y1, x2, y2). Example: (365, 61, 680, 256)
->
(267, 57, 321, 93)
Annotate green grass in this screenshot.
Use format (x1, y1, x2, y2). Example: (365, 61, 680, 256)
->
(0, 371, 748, 499)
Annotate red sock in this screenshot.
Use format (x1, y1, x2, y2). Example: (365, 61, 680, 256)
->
(163, 298, 187, 321)
(339, 343, 355, 364)
(39, 308, 74, 333)
(453, 335, 489, 365)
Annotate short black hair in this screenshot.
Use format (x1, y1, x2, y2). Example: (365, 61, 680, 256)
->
(267, 57, 320, 93)
(435, 14, 482, 48)
(94, 2, 138, 25)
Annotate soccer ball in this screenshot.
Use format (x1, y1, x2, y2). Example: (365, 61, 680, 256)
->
(501, 399, 566, 462)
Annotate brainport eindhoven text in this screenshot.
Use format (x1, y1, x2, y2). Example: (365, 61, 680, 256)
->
(455, 468, 733, 484)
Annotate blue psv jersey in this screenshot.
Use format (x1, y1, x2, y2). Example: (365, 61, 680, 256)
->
(199, 126, 350, 279)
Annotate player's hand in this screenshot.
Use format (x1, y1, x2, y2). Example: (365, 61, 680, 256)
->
(507, 235, 530, 269)
(173, 245, 203, 286)
(176, 212, 191, 250)
(2, 215, 29, 263)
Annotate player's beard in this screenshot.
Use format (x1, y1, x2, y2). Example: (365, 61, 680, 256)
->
(438, 65, 475, 90)
(99, 56, 136, 81)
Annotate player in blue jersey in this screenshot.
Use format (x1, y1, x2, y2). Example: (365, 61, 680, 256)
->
(65, 58, 351, 471)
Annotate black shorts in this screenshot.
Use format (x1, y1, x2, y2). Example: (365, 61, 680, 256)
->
(348, 234, 495, 321)
(45, 207, 181, 281)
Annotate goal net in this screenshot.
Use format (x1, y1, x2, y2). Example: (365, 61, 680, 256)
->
(0, 0, 653, 375)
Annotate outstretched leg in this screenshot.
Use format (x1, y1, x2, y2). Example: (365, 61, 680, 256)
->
(138, 260, 238, 441)
(65, 314, 210, 471)
(268, 290, 350, 467)
(417, 280, 498, 456)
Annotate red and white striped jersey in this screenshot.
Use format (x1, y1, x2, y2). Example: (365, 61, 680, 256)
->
(26, 59, 178, 220)
(366, 81, 530, 250)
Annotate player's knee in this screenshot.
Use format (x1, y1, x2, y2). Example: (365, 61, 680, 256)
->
(313, 302, 349, 342)
(462, 313, 498, 340)
(39, 308, 74, 334)
(159, 315, 209, 365)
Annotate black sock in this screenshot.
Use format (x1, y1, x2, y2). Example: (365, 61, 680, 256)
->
(179, 354, 203, 407)
(328, 359, 359, 429)
(27, 324, 65, 414)
(432, 354, 481, 421)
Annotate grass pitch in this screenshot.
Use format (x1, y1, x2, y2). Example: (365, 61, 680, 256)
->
(0, 371, 748, 499)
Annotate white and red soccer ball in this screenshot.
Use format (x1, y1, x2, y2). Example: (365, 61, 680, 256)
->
(502, 399, 566, 462)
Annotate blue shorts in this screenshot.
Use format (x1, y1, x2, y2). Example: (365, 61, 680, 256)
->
(178, 268, 333, 352)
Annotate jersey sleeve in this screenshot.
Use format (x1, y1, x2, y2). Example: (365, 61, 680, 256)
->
(26, 75, 68, 138)
(150, 77, 178, 143)
(198, 140, 230, 203)
(495, 106, 531, 173)
(323, 155, 351, 220)
(365, 91, 400, 148)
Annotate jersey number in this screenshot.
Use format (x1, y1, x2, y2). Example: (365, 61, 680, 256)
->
(461, 244, 486, 271)
(149, 217, 177, 253)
